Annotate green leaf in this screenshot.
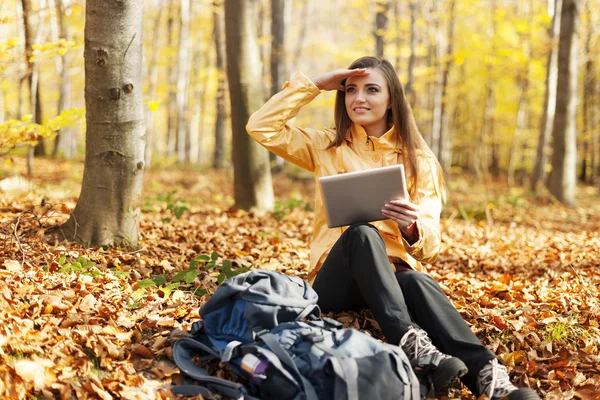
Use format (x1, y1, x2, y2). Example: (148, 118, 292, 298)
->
(166, 282, 180, 290)
(206, 261, 216, 269)
(110, 269, 129, 279)
(83, 262, 95, 269)
(189, 259, 199, 271)
(217, 273, 225, 285)
(137, 279, 156, 288)
(211, 251, 218, 261)
(184, 270, 198, 284)
(131, 289, 145, 301)
(192, 288, 208, 297)
(76, 256, 87, 264)
(152, 275, 167, 285)
(196, 255, 210, 262)
(71, 262, 82, 271)
(58, 255, 66, 265)
(173, 270, 187, 282)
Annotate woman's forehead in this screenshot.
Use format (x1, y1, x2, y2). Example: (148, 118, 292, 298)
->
(345, 68, 387, 87)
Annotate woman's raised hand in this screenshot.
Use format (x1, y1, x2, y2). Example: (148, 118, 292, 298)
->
(311, 68, 370, 91)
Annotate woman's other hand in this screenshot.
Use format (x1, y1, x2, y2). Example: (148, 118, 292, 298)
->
(382, 199, 420, 244)
(311, 68, 370, 91)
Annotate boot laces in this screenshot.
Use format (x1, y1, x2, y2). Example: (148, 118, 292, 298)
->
(399, 326, 448, 360)
(477, 358, 518, 399)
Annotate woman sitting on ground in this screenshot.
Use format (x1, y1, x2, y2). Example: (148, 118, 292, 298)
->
(246, 56, 539, 400)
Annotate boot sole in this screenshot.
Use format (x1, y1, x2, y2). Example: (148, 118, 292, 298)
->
(431, 357, 468, 393)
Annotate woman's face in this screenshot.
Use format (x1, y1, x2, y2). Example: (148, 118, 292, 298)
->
(344, 68, 390, 134)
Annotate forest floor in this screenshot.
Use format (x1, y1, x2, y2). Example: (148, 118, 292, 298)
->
(1, 157, 599, 400)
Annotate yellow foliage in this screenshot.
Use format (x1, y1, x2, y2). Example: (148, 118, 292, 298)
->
(0, 108, 84, 152)
(148, 101, 159, 112)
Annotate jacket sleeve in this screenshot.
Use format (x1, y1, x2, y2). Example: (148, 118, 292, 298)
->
(401, 155, 443, 264)
(246, 72, 326, 172)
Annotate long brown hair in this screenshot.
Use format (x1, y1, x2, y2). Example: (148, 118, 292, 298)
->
(330, 56, 445, 200)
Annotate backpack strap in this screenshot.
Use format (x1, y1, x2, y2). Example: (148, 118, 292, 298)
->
(172, 337, 256, 399)
(390, 349, 421, 399)
(296, 303, 321, 321)
(259, 332, 320, 400)
(329, 357, 359, 400)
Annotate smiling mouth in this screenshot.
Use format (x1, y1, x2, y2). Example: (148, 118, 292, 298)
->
(354, 107, 370, 111)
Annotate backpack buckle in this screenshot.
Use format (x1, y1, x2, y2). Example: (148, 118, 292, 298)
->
(251, 326, 269, 340)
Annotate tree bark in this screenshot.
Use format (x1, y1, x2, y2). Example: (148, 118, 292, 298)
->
(531, 0, 562, 192)
(225, 0, 274, 212)
(166, 3, 178, 158)
(213, 0, 226, 169)
(373, 1, 392, 57)
(52, 0, 75, 159)
(292, 0, 309, 66)
(580, 3, 593, 184)
(21, 0, 46, 162)
(176, 0, 191, 165)
(438, 0, 455, 172)
(269, 0, 286, 171)
(549, 0, 580, 206)
(404, 1, 417, 105)
(62, 0, 145, 246)
(143, 0, 164, 168)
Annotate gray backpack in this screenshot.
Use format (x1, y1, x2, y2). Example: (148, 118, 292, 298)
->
(171, 270, 420, 399)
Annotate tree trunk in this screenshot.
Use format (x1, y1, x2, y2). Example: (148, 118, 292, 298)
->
(0, 85, 4, 124)
(549, 0, 580, 206)
(52, 0, 75, 159)
(213, 0, 226, 169)
(176, 0, 191, 165)
(62, 0, 145, 246)
(581, 3, 593, 184)
(531, 0, 562, 192)
(21, 0, 46, 162)
(438, 0, 455, 172)
(508, 2, 532, 186)
(404, 1, 417, 105)
(225, 0, 274, 212)
(373, 1, 391, 57)
(166, 3, 178, 158)
(292, 0, 309, 66)
(143, 0, 164, 168)
(269, 0, 286, 171)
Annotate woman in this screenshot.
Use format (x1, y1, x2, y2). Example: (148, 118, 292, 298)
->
(246, 56, 538, 400)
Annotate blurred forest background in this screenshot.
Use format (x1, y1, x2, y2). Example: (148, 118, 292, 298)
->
(1, 1, 600, 399)
(1, 0, 599, 202)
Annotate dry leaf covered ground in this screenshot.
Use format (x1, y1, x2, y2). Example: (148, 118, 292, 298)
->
(1, 158, 599, 400)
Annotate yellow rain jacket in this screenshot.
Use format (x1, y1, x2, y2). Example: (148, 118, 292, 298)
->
(246, 72, 443, 284)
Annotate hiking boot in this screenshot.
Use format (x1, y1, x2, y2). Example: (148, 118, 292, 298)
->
(399, 326, 468, 394)
(477, 358, 540, 400)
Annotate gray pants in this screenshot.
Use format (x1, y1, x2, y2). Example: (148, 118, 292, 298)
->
(312, 222, 495, 392)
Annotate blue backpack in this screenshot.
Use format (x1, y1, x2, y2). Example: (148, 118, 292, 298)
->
(171, 270, 420, 399)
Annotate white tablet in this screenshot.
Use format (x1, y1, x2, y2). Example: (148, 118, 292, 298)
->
(318, 164, 409, 228)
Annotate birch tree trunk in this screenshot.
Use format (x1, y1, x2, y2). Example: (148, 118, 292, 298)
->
(292, 0, 309, 66)
(549, 0, 580, 206)
(225, 0, 274, 212)
(531, 0, 562, 192)
(61, 0, 145, 246)
(213, 0, 226, 169)
(166, 3, 178, 158)
(438, 0, 455, 172)
(144, 0, 164, 168)
(176, 0, 191, 165)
